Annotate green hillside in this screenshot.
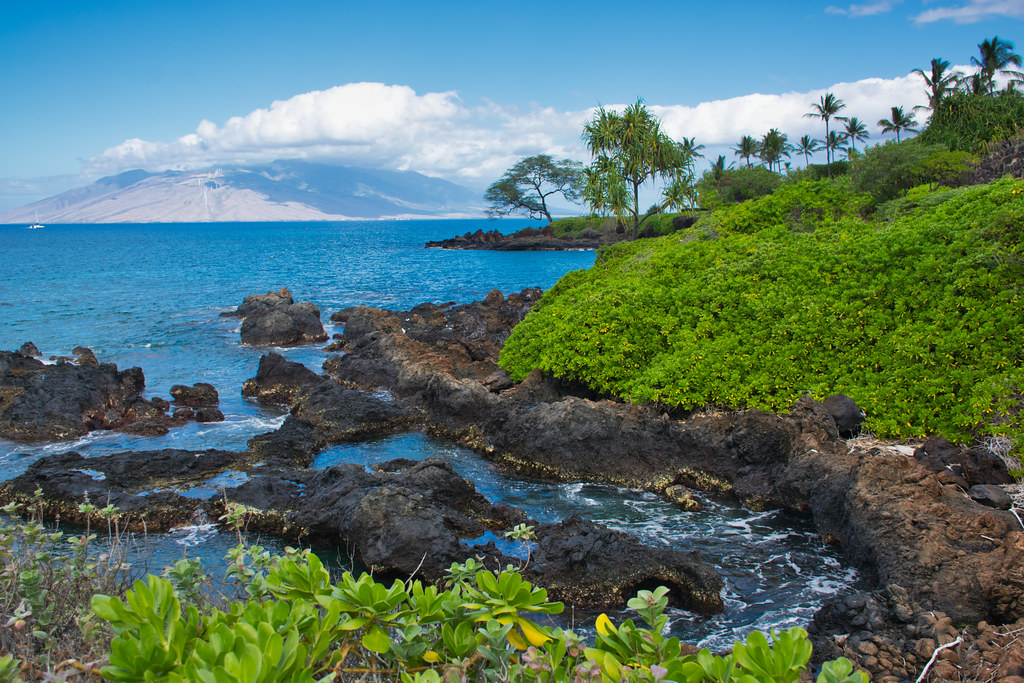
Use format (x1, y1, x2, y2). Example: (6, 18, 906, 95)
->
(500, 178, 1024, 444)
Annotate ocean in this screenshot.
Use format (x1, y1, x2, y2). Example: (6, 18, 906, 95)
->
(0, 219, 857, 647)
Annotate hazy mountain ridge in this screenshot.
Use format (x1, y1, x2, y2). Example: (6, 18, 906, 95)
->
(0, 161, 486, 223)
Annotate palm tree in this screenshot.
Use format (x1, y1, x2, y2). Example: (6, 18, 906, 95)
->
(823, 130, 847, 168)
(759, 128, 790, 172)
(972, 36, 1024, 93)
(805, 92, 846, 175)
(795, 135, 821, 167)
(913, 58, 958, 111)
(678, 136, 705, 160)
(710, 155, 728, 181)
(877, 106, 919, 143)
(732, 135, 759, 168)
(841, 117, 870, 153)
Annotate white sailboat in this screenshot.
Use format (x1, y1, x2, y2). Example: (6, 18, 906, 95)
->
(27, 211, 43, 229)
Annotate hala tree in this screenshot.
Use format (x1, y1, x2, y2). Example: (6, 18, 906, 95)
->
(484, 155, 584, 224)
(877, 106, 919, 142)
(805, 92, 846, 174)
(582, 99, 693, 236)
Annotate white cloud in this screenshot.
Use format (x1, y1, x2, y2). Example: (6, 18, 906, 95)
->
(825, 1, 901, 17)
(86, 83, 583, 185)
(84, 69, 951, 188)
(649, 70, 930, 166)
(913, 0, 1024, 23)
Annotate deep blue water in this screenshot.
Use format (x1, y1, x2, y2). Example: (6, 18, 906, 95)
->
(0, 220, 856, 648)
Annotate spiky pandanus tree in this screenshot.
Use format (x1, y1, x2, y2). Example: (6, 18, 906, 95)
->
(732, 135, 759, 168)
(795, 135, 821, 167)
(913, 58, 958, 112)
(582, 100, 690, 237)
(841, 117, 869, 155)
(877, 106, 919, 143)
(805, 92, 846, 175)
(972, 36, 1024, 94)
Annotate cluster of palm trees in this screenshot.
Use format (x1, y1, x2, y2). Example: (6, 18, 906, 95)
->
(721, 36, 1021, 176)
(727, 98, 915, 176)
(915, 36, 1023, 100)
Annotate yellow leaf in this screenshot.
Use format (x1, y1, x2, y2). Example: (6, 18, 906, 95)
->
(506, 627, 528, 651)
(423, 651, 442, 663)
(519, 619, 552, 648)
(595, 613, 616, 636)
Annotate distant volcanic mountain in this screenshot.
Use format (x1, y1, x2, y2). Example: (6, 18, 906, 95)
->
(0, 161, 486, 223)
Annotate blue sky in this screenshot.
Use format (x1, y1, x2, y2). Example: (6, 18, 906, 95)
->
(1, 0, 1022, 209)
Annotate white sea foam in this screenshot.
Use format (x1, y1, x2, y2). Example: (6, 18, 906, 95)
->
(71, 468, 107, 481)
(168, 522, 218, 547)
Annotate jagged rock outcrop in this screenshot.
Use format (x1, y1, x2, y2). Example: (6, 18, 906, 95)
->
(0, 450, 723, 611)
(0, 348, 183, 441)
(170, 382, 220, 406)
(222, 287, 327, 346)
(425, 226, 624, 251)
(241, 352, 328, 405)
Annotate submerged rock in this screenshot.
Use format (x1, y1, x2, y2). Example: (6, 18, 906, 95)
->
(222, 287, 327, 346)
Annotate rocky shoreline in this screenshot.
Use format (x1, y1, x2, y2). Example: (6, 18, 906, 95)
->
(2, 286, 1023, 680)
(425, 225, 622, 251)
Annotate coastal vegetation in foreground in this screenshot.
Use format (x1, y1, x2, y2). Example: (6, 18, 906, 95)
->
(0, 501, 865, 682)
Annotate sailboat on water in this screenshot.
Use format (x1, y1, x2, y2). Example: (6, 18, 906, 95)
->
(27, 211, 44, 229)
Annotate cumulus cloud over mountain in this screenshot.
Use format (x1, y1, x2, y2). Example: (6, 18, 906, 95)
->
(85, 69, 959, 184)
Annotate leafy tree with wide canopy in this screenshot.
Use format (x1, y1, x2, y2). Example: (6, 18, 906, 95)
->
(484, 155, 584, 224)
(582, 99, 693, 236)
(877, 106, 919, 143)
(805, 92, 846, 174)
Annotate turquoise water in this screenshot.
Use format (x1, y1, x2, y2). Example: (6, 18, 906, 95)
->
(0, 220, 856, 647)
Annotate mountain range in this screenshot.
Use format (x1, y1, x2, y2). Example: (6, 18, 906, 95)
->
(0, 161, 486, 223)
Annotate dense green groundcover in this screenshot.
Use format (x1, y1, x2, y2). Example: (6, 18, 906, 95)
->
(500, 178, 1024, 445)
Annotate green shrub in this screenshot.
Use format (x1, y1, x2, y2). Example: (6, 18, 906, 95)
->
(920, 89, 1024, 153)
(697, 166, 782, 209)
(90, 548, 866, 682)
(713, 180, 870, 235)
(549, 216, 617, 238)
(500, 178, 1024, 445)
(0, 497, 141, 677)
(850, 140, 948, 203)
